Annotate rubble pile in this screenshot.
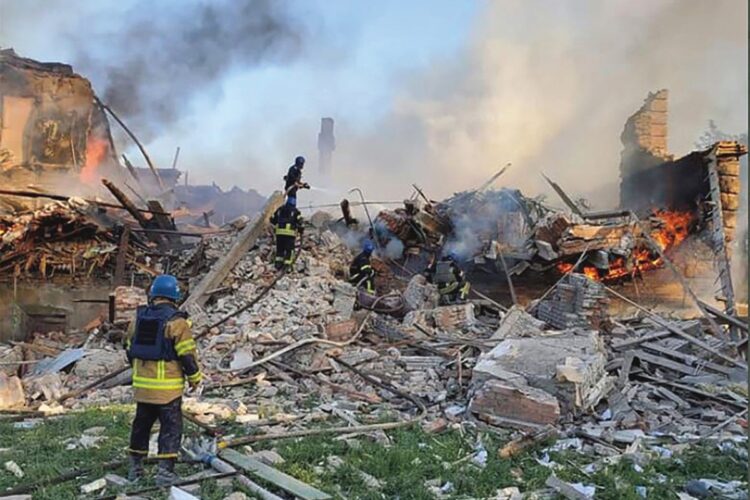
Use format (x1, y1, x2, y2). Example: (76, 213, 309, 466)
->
(0, 198, 158, 280)
(0, 202, 746, 499)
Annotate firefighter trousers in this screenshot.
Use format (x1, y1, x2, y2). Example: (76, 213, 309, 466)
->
(275, 235, 296, 270)
(129, 397, 183, 460)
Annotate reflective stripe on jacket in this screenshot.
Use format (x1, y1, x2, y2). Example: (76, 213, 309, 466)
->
(125, 299, 202, 405)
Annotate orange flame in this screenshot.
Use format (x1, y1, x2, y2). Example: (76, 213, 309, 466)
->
(80, 136, 108, 183)
(556, 209, 695, 282)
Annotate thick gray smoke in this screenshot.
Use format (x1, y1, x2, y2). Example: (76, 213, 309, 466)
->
(1, 0, 746, 201)
(325, 0, 748, 206)
(68, 0, 302, 139)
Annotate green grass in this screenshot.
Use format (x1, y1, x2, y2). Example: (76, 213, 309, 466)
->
(0, 407, 746, 499)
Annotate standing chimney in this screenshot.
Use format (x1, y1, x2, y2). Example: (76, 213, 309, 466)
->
(318, 117, 335, 175)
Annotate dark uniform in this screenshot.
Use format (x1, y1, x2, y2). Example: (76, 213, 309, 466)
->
(349, 251, 375, 294)
(271, 203, 304, 271)
(284, 164, 303, 198)
(426, 258, 470, 305)
(125, 299, 202, 482)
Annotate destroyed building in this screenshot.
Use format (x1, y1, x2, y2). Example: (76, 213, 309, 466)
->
(0, 50, 746, 498)
(0, 49, 121, 203)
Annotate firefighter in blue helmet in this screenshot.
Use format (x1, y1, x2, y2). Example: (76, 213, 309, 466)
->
(270, 196, 304, 271)
(349, 240, 376, 294)
(425, 251, 470, 305)
(124, 275, 202, 485)
(283, 156, 310, 198)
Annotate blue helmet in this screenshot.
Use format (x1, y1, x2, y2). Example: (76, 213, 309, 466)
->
(446, 251, 459, 262)
(286, 196, 297, 207)
(362, 240, 375, 255)
(295, 156, 305, 167)
(150, 274, 181, 301)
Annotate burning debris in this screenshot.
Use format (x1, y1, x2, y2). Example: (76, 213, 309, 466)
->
(0, 50, 746, 498)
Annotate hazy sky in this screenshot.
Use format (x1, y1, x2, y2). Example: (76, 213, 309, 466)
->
(0, 0, 747, 208)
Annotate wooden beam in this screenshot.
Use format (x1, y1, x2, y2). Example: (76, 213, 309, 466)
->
(698, 299, 749, 332)
(101, 179, 150, 228)
(113, 226, 130, 286)
(97, 99, 165, 190)
(641, 342, 735, 376)
(634, 350, 706, 377)
(604, 285, 745, 369)
(181, 191, 284, 311)
(219, 449, 331, 500)
(0, 188, 165, 215)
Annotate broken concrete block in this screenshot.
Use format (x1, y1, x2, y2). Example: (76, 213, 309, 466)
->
(23, 372, 63, 401)
(433, 304, 476, 330)
(104, 473, 129, 487)
(3, 461, 24, 478)
(169, 487, 200, 500)
(325, 318, 358, 342)
(470, 379, 560, 428)
(470, 329, 613, 429)
(473, 330, 611, 413)
(228, 348, 254, 371)
(535, 240, 559, 261)
(403, 274, 438, 311)
(0, 347, 24, 377)
(493, 487, 522, 500)
(332, 282, 356, 319)
(250, 449, 285, 466)
(338, 348, 379, 365)
(73, 349, 126, 379)
(556, 357, 587, 383)
(80, 478, 106, 494)
(492, 305, 547, 340)
(0, 373, 25, 409)
(545, 474, 595, 499)
(405, 304, 476, 332)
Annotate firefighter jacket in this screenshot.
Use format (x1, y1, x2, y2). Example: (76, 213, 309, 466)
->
(427, 260, 468, 296)
(125, 299, 202, 405)
(349, 251, 375, 293)
(271, 205, 304, 237)
(284, 165, 302, 192)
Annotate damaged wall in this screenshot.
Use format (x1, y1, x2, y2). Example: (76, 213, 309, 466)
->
(0, 49, 117, 201)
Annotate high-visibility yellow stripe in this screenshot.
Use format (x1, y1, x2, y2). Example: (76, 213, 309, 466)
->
(186, 371, 203, 383)
(275, 228, 296, 236)
(132, 378, 184, 390)
(175, 339, 196, 356)
(133, 374, 183, 384)
(128, 448, 149, 455)
(154, 453, 179, 459)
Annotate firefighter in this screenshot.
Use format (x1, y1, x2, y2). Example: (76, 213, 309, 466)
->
(349, 240, 376, 294)
(125, 274, 202, 485)
(425, 251, 470, 305)
(271, 197, 304, 271)
(283, 156, 310, 200)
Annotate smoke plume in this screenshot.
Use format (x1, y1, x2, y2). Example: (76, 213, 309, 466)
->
(326, 0, 748, 206)
(77, 0, 303, 139)
(1, 0, 746, 203)
(1, 0, 304, 141)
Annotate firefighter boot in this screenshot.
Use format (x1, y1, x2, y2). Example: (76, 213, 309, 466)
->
(155, 459, 180, 486)
(127, 455, 144, 483)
